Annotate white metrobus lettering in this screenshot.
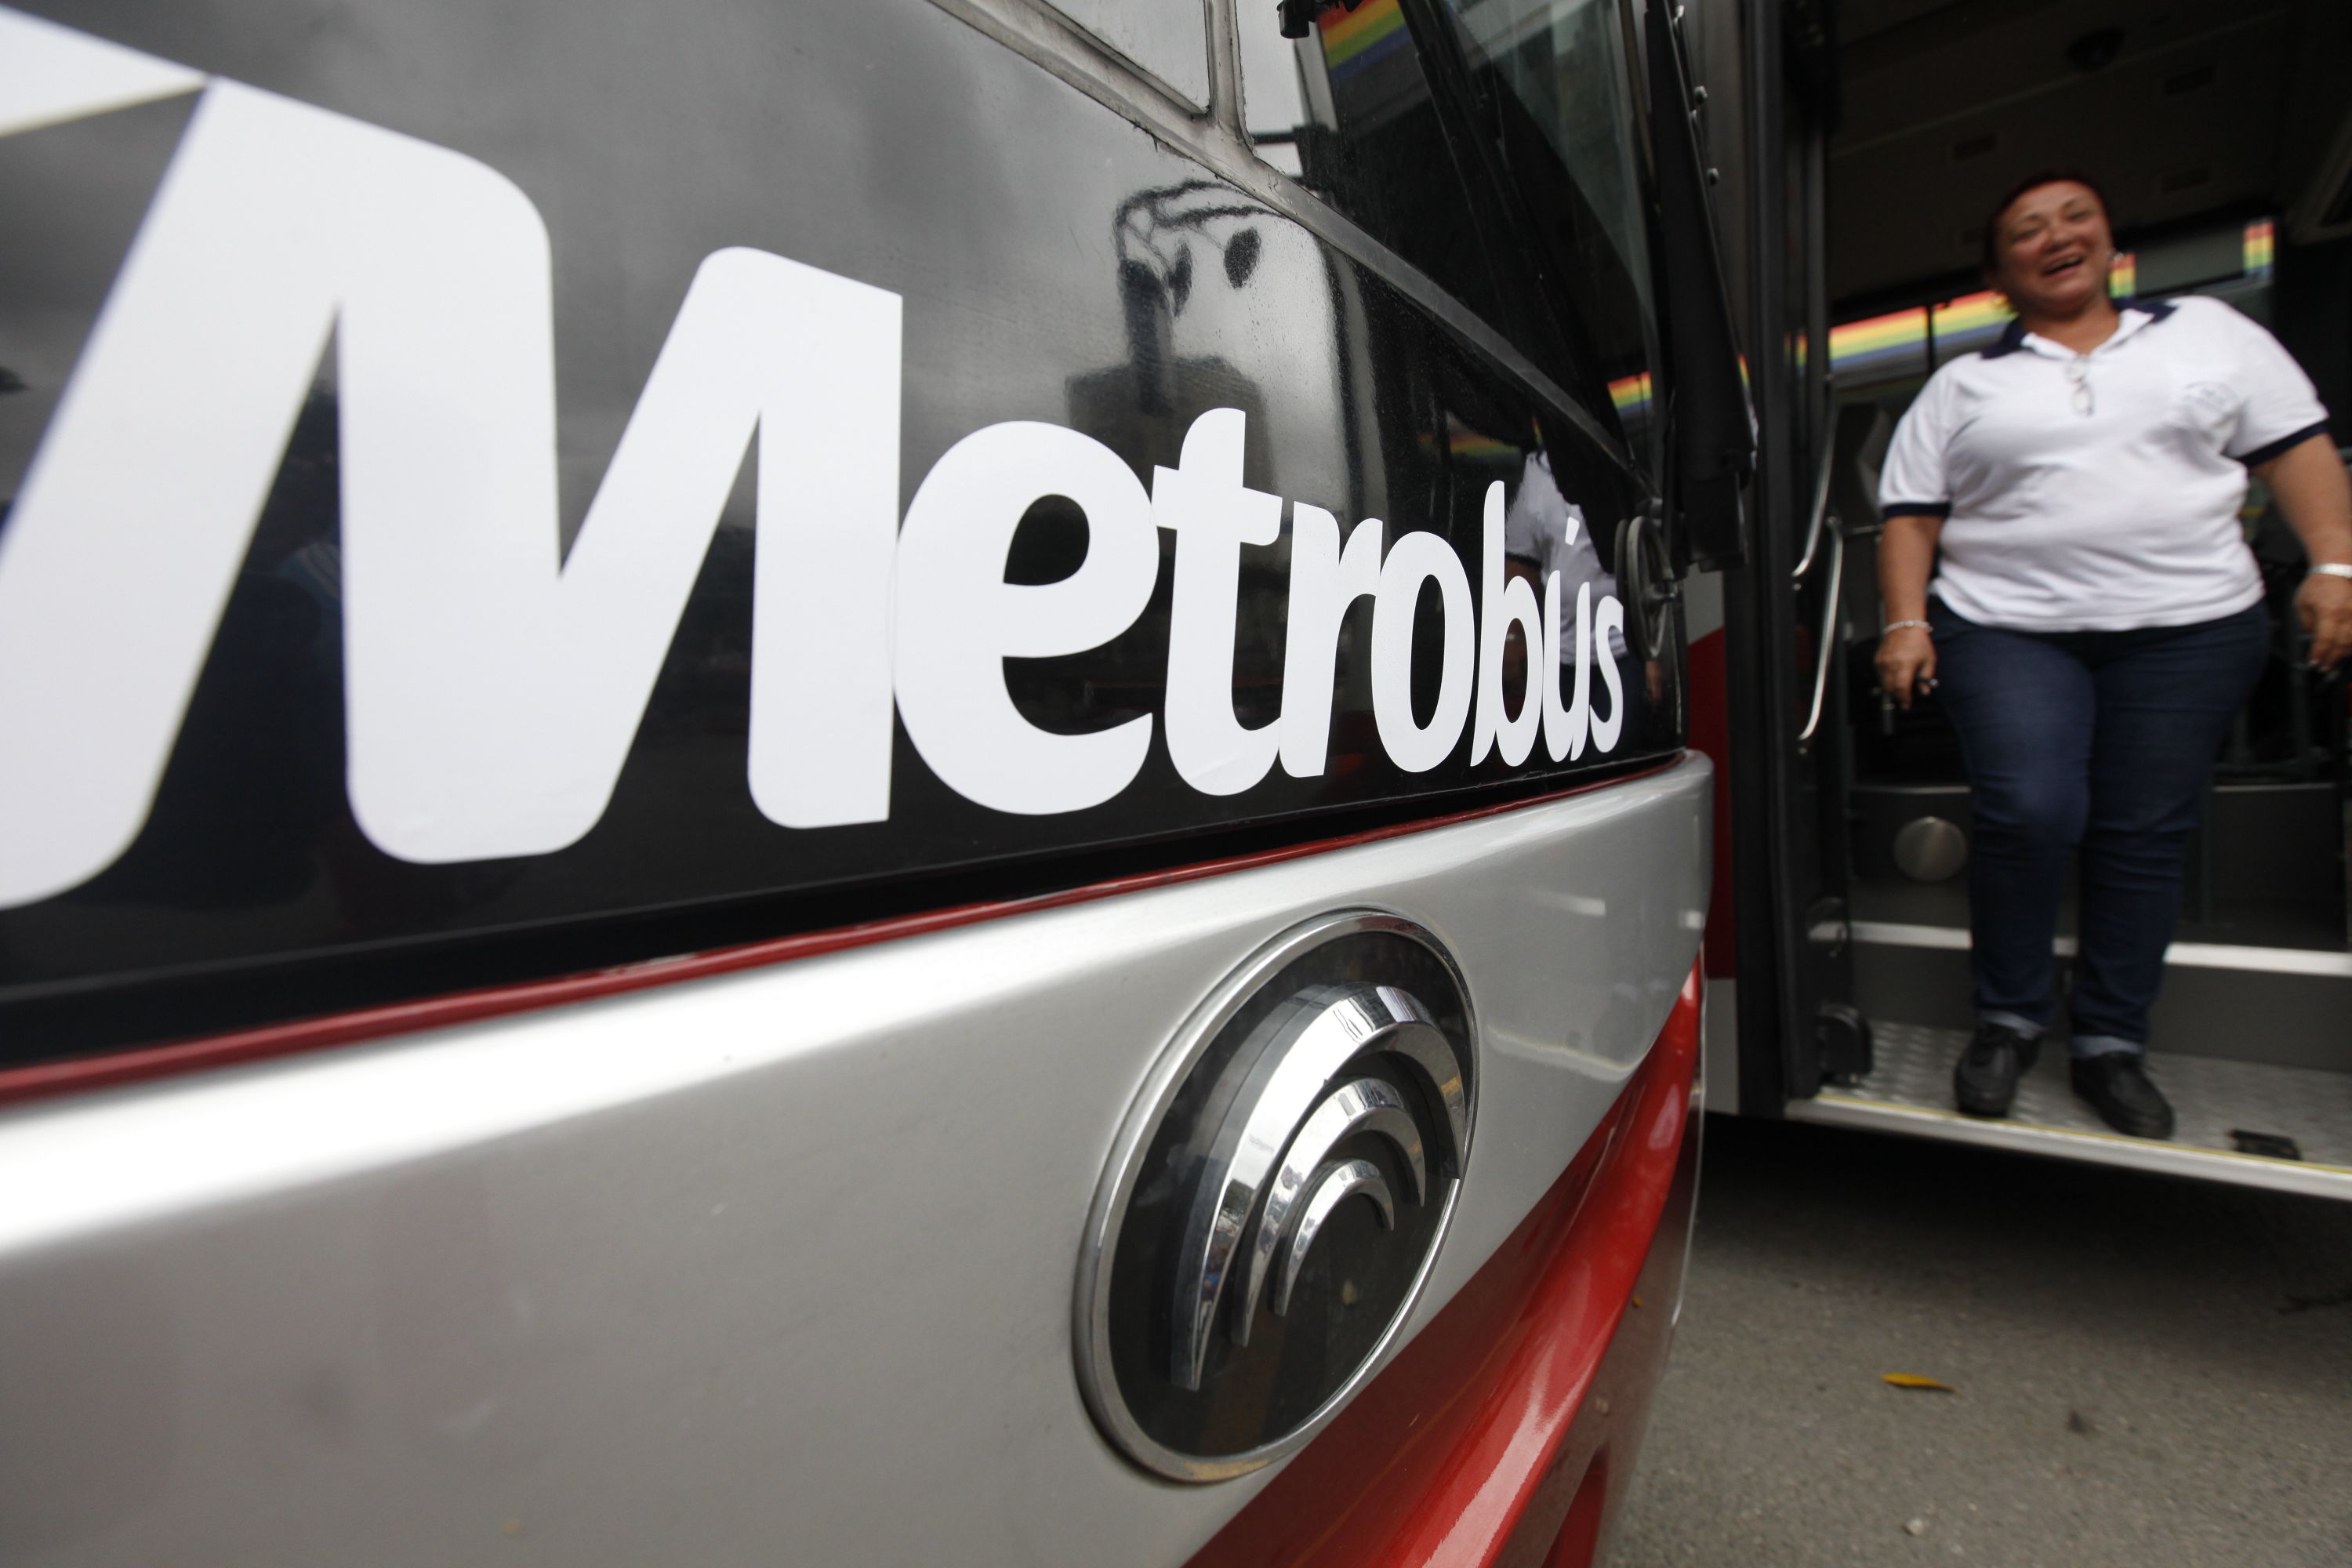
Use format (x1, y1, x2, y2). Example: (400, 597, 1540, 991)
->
(1276, 503, 1385, 779)
(1158, 409, 1286, 797)
(0, 16, 1632, 911)
(0, 78, 900, 907)
(1473, 481, 1546, 769)
(895, 422, 1160, 815)
(1370, 531, 1477, 774)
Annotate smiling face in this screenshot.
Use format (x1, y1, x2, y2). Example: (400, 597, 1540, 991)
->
(1986, 180, 2115, 318)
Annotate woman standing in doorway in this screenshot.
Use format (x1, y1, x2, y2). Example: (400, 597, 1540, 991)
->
(1875, 170, 2352, 1139)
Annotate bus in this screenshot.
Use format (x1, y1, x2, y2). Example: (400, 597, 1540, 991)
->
(0, 1, 1739, 1563)
(13, 0, 2334, 1562)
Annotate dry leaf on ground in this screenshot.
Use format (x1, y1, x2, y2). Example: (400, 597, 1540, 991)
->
(1881, 1373, 1956, 1392)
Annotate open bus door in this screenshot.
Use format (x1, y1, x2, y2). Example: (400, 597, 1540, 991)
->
(1698, 0, 1871, 1120)
(1715, 0, 2352, 1200)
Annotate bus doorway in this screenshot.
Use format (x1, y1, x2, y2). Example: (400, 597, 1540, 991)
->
(1731, 0, 2352, 1196)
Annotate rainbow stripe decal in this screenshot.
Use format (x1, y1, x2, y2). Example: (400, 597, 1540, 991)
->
(1929, 289, 2010, 358)
(2245, 218, 2274, 279)
(1416, 418, 1522, 465)
(1321, 0, 1408, 81)
(2107, 250, 2137, 298)
(1447, 424, 1518, 463)
(1609, 372, 1653, 421)
(1827, 307, 1929, 380)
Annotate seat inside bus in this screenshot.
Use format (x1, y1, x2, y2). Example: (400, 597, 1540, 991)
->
(1815, 0, 2352, 1163)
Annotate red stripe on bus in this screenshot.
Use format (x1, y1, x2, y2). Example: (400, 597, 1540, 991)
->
(1190, 960, 1703, 1568)
(0, 757, 1682, 1106)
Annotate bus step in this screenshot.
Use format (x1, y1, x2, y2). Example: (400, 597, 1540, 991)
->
(1788, 1021, 2352, 1201)
(1838, 920, 2351, 1073)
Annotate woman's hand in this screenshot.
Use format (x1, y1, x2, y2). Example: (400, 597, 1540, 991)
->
(1877, 625, 1936, 709)
(2299, 570, 2352, 672)
(1875, 516, 1944, 710)
(2258, 438, 2352, 672)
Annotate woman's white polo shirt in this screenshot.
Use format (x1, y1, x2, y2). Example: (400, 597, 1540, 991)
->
(1878, 295, 2328, 632)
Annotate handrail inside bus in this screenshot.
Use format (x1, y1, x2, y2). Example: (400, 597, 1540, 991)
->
(1790, 415, 1838, 584)
(1798, 524, 1845, 748)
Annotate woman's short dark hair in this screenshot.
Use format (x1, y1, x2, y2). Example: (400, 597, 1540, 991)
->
(1980, 169, 2111, 275)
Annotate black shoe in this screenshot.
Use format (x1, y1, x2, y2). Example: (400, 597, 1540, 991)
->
(2071, 1053, 2175, 1140)
(1954, 1022, 2039, 1118)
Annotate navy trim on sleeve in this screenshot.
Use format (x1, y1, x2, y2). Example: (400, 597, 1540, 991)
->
(1882, 501, 1952, 518)
(2238, 419, 2332, 468)
(1980, 319, 2029, 359)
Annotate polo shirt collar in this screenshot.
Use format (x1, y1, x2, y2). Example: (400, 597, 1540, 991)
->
(1981, 299, 2177, 361)
(1982, 318, 2030, 358)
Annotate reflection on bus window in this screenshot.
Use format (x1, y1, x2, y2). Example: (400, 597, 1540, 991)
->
(1504, 440, 1655, 732)
(1443, 0, 1660, 462)
(1239, 0, 1512, 339)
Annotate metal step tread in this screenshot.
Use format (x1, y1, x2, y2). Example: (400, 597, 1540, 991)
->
(1841, 918, 2352, 976)
(1845, 880, 2351, 960)
(1788, 1021, 2352, 1201)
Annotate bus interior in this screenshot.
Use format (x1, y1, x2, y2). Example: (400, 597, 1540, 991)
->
(1756, 0, 2352, 1191)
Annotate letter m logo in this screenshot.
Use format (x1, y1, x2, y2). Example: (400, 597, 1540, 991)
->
(0, 10, 902, 908)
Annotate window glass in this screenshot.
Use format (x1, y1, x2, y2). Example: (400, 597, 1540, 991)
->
(1240, 0, 1512, 334)
(1442, 0, 1659, 451)
(1054, 0, 1210, 107)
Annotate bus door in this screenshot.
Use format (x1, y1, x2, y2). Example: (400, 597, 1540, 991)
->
(1728, 0, 2352, 1199)
(1697, 0, 1869, 1118)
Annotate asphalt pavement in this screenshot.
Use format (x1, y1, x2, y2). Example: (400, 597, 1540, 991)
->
(1606, 1114, 2352, 1566)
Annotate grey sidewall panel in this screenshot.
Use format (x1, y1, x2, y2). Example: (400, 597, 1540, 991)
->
(0, 757, 1709, 1567)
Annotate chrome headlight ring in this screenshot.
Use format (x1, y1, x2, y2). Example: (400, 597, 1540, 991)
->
(1073, 910, 1478, 1483)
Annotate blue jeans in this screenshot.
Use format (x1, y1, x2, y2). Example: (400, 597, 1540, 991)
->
(1928, 598, 2267, 1056)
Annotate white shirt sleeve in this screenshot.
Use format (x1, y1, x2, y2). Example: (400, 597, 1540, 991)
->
(2212, 301, 2330, 465)
(1877, 369, 1955, 517)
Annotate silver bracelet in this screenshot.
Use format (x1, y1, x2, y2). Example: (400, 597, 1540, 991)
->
(1883, 619, 1932, 634)
(2312, 563, 2352, 581)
